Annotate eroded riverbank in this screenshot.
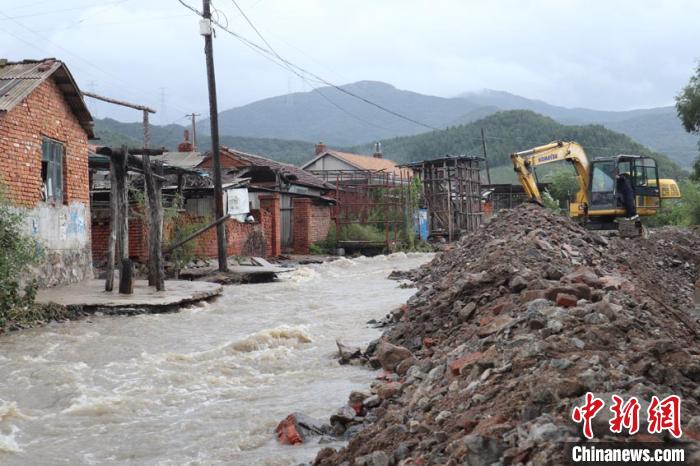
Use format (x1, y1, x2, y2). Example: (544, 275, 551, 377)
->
(0, 253, 432, 465)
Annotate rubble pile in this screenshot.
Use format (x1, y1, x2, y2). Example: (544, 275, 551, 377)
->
(313, 204, 700, 465)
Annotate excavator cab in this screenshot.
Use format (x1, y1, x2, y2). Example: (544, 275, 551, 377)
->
(586, 155, 665, 228)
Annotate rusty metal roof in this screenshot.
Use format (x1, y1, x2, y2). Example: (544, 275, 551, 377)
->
(0, 58, 94, 138)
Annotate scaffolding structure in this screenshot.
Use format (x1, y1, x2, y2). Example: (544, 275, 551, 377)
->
(404, 156, 483, 241)
(330, 169, 415, 251)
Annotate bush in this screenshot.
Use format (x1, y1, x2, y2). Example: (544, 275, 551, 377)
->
(167, 216, 209, 275)
(647, 180, 700, 226)
(0, 185, 39, 318)
(541, 168, 579, 208)
(541, 190, 562, 212)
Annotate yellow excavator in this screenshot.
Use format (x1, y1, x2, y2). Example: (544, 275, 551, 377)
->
(510, 141, 681, 234)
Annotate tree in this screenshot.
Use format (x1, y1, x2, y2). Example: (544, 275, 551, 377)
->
(676, 63, 700, 178)
(543, 168, 579, 208)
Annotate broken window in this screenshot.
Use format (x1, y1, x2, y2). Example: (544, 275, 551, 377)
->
(41, 137, 64, 203)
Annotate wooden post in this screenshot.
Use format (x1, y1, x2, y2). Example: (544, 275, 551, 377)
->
(105, 157, 118, 292)
(142, 149, 165, 290)
(202, 0, 229, 272)
(119, 258, 133, 294)
(115, 146, 132, 294)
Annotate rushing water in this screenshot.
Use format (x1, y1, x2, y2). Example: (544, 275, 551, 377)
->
(0, 253, 432, 466)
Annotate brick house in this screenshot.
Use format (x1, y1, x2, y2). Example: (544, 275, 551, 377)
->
(0, 58, 94, 287)
(198, 147, 336, 254)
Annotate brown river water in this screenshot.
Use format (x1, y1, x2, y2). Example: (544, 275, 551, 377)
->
(0, 253, 432, 466)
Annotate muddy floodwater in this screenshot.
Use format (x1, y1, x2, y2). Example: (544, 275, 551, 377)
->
(0, 253, 432, 466)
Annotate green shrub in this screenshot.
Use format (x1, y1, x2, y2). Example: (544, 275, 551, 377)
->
(0, 185, 39, 318)
(167, 216, 210, 274)
(647, 180, 700, 226)
(541, 190, 562, 213)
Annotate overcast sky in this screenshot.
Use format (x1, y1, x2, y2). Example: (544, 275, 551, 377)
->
(2, 0, 699, 124)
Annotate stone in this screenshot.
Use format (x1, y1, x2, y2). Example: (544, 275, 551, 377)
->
(396, 356, 418, 376)
(459, 302, 477, 321)
(375, 341, 413, 372)
(448, 352, 483, 376)
(376, 381, 402, 400)
(337, 340, 361, 362)
(509, 275, 528, 292)
(363, 395, 381, 409)
(426, 364, 445, 383)
(550, 358, 572, 370)
(555, 293, 578, 308)
(571, 337, 585, 349)
(562, 266, 603, 288)
(546, 284, 591, 301)
(330, 405, 358, 426)
(527, 298, 552, 312)
(435, 410, 452, 424)
(394, 442, 414, 461)
(354, 451, 390, 466)
(460, 434, 506, 466)
(521, 289, 546, 302)
(584, 312, 609, 325)
(477, 315, 513, 337)
(554, 379, 585, 398)
(528, 423, 565, 444)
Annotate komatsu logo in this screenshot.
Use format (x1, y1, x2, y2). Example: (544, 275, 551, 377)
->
(537, 154, 559, 163)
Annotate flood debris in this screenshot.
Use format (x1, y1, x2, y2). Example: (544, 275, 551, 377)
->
(310, 203, 700, 465)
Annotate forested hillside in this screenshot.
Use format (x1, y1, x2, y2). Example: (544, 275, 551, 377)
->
(354, 110, 687, 180)
(92, 118, 316, 166)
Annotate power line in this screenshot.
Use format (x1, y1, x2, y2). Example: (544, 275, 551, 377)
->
(177, 0, 439, 132)
(0, 8, 192, 118)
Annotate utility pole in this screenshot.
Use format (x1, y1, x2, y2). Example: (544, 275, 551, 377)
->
(186, 112, 201, 150)
(201, 0, 228, 272)
(480, 127, 492, 185)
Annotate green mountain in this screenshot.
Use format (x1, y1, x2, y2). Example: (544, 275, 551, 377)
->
(456, 90, 698, 168)
(200, 81, 478, 147)
(92, 118, 315, 166)
(352, 110, 687, 182)
(196, 82, 697, 168)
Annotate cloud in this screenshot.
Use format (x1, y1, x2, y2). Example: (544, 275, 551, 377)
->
(2, 0, 699, 122)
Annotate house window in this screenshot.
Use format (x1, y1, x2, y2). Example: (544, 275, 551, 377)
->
(41, 137, 64, 202)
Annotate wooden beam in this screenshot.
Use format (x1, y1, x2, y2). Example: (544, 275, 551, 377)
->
(83, 91, 156, 113)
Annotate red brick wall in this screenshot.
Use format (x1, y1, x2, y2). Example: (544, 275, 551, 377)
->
(260, 194, 281, 257)
(292, 198, 331, 254)
(91, 213, 149, 264)
(309, 203, 331, 244)
(0, 78, 89, 207)
(292, 198, 311, 254)
(92, 210, 276, 263)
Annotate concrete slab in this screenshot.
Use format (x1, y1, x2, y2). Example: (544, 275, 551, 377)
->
(178, 264, 294, 284)
(36, 280, 223, 314)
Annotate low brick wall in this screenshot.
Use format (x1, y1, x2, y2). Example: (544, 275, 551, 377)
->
(92, 208, 276, 263)
(292, 198, 332, 254)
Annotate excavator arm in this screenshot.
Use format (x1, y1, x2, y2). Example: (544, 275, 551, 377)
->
(510, 141, 590, 208)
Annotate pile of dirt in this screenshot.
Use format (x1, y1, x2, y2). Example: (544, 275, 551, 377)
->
(314, 204, 700, 466)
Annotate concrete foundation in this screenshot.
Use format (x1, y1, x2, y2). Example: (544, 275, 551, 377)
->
(23, 201, 93, 287)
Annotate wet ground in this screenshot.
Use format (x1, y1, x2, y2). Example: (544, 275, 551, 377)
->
(0, 253, 432, 466)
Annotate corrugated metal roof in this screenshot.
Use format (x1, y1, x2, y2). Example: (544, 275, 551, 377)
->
(0, 59, 94, 137)
(203, 147, 335, 191)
